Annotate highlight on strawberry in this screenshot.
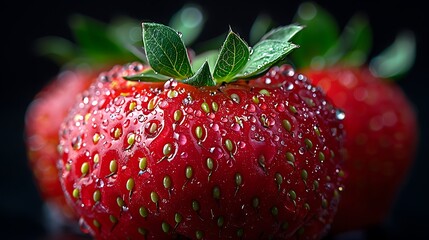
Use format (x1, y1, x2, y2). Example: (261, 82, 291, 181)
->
(57, 21, 346, 239)
(25, 4, 204, 232)
(289, 1, 419, 234)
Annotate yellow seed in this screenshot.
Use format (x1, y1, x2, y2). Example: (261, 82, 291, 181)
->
(186, 166, 193, 179)
(65, 163, 71, 171)
(282, 119, 292, 132)
(93, 133, 100, 144)
(196, 230, 204, 239)
(129, 101, 137, 111)
(93, 189, 101, 202)
(173, 110, 182, 121)
(149, 122, 158, 134)
(109, 215, 117, 223)
(114, 128, 122, 139)
(139, 157, 147, 170)
(72, 188, 79, 199)
(126, 178, 135, 191)
(201, 102, 210, 113)
(148, 98, 156, 110)
(163, 143, 172, 156)
(195, 126, 203, 139)
(81, 162, 89, 176)
(127, 133, 136, 146)
(110, 160, 118, 174)
(151, 191, 159, 203)
(163, 175, 172, 189)
(225, 139, 233, 152)
(259, 89, 270, 96)
(93, 219, 101, 229)
(162, 222, 170, 233)
(168, 90, 178, 98)
(304, 138, 313, 149)
(213, 186, 220, 199)
(117, 197, 125, 208)
(252, 96, 260, 104)
(211, 102, 219, 112)
(139, 206, 148, 218)
(93, 153, 100, 163)
(138, 227, 147, 235)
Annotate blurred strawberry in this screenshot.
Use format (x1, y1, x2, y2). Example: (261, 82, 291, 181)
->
(25, 3, 205, 230)
(288, 2, 419, 234)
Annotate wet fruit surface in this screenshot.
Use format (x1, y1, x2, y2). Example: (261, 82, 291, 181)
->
(58, 62, 345, 239)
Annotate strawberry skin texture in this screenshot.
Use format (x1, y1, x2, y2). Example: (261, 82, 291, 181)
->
(303, 66, 418, 233)
(25, 69, 95, 220)
(58, 62, 345, 239)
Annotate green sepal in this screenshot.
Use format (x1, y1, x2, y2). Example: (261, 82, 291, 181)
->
(369, 30, 416, 79)
(260, 24, 304, 42)
(290, 2, 340, 69)
(34, 36, 78, 65)
(183, 61, 215, 87)
(70, 14, 136, 64)
(213, 29, 250, 83)
(323, 13, 372, 67)
(142, 22, 193, 80)
(123, 68, 171, 82)
(236, 40, 299, 79)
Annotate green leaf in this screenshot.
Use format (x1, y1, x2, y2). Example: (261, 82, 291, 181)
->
(123, 68, 171, 82)
(34, 36, 78, 65)
(213, 30, 250, 83)
(260, 24, 304, 42)
(169, 3, 206, 46)
(249, 13, 275, 45)
(323, 13, 372, 67)
(369, 30, 416, 79)
(191, 50, 219, 72)
(290, 2, 340, 69)
(143, 22, 193, 79)
(236, 40, 299, 78)
(183, 61, 215, 87)
(70, 14, 133, 63)
(109, 16, 146, 62)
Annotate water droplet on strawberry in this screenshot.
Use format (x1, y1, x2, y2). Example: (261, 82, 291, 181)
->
(335, 109, 346, 120)
(159, 100, 169, 109)
(231, 123, 241, 131)
(179, 134, 187, 145)
(211, 123, 219, 131)
(95, 178, 104, 188)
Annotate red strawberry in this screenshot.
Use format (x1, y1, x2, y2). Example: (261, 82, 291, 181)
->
(57, 22, 345, 239)
(290, 2, 419, 233)
(25, 69, 95, 221)
(26, 6, 204, 226)
(25, 15, 141, 225)
(302, 66, 418, 233)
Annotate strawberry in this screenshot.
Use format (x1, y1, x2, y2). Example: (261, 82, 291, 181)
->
(25, 69, 95, 221)
(57, 22, 345, 239)
(289, 2, 419, 234)
(25, 5, 205, 227)
(25, 15, 142, 225)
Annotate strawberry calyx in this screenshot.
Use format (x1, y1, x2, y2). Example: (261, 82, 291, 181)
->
(35, 4, 205, 69)
(290, 1, 416, 79)
(125, 22, 303, 86)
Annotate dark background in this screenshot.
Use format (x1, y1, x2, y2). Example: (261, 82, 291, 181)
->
(1, 0, 427, 239)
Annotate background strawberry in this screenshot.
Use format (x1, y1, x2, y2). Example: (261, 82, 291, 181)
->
(286, 2, 420, 235)
(24, 4, 205, 232)
(58, 22, 345, 239)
